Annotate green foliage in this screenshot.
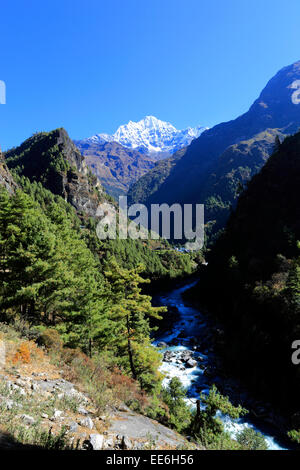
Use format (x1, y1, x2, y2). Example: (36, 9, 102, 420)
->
(36, 328, 63, 351)
(284, 260, 300, 312)
(101, 238, 167, 279)
(100, 238, 196, 281)
(191, 385, 247, 446)
(236, 427, 268, 450)
(5, 130, 71, 189)
(288, 429, 300, 444)
(127, 148, 185, 206)
(0, 186, 108, 354)
(162, 377, 191, 432)
(103, 259, 166, 393)
(198, 130, 300, 411)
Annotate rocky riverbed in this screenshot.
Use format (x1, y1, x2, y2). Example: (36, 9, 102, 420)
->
(152, 281, 291, 450)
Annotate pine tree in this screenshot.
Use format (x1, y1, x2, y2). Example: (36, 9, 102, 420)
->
(104, 258, 166, 392)
(0, 188, 57, 322)
(285, 260, 300, 313)
(162, 377, 191, 432)
(191, 385, 247, 444)
(0, 187, 108, 353)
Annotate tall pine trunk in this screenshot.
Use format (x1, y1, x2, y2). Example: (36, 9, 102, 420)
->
(126, 315, 137, 380)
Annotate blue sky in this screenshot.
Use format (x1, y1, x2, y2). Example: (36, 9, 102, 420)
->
(1, 0, 300, 149)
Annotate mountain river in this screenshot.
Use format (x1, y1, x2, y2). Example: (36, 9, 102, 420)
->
(152, 280, 289, 450)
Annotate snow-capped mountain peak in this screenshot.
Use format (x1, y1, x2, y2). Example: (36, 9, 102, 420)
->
(80, 116, 208, 158)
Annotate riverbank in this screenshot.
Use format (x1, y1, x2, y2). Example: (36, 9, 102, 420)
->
(152, 280, 293, 450)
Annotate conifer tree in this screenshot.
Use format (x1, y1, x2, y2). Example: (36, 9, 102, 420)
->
(285, 260, 300, 313)
(0, 187, 108, 353)
(162, 377, 191, 432)
(104, 258, 166, 392)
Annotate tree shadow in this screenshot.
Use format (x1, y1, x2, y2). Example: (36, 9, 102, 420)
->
(0, 431, 44, 450)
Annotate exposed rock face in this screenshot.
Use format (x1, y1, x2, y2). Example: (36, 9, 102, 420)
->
(0, 152, 17, 194)
(5, 128, 104, 217)
(129, 60, 300, 237)
(108, 409, 189, 449)
(76, 140, 157, 199)
(88, 434, 104, 450)
(0, 356, 198, 450)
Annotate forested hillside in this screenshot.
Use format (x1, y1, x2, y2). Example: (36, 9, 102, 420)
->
(5, 128, 104, 217)
(127, 147, 186, 206)
(0, 161, 170, 406)
(0, 133, 256, 451)
(4, 129, 196, 281)
(189, 130, 300, 426)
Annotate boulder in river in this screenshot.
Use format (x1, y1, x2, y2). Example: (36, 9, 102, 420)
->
(157, 342, 168, 349)
(180, 350, 193, 361)
(186, 358, 197, 368)
(163, 351, 176, 362)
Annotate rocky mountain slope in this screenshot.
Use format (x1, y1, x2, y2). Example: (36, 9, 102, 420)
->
(77, 116, 207, 158)
(127, 147, 186, 206)
(191, 129, 300, 414)
(4, 128, 106, 217)
(129, 61, 300, 238)
(0, 152, 17, 194)
(76, 140, 157, 199)
(0, 328, 194, 450)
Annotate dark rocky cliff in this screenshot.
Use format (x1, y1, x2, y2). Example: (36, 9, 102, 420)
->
(5, 128, 105, 217)
(0, 151, 17, 194)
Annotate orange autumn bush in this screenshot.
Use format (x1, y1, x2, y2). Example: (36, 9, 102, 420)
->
(12, 342, 31, 364)
(11, 340, 45, 365)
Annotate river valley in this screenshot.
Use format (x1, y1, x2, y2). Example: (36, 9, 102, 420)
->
(152, 280, 291, 450)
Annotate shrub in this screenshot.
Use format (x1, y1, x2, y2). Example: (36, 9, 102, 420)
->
(162, 377, 191, 432)
(236, 427, 268, 450)
(12, 342, 31, 364)
(37, 328, 63, 351)
(287, 429, 300, 444)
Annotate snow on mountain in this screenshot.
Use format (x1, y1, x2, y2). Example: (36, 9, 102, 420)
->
(79, 116, 207, 157)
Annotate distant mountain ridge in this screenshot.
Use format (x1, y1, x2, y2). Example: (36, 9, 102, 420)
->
(76, 116, 207, 158)
(75, 116, 207, 198)
(128, 60, 300, 239)
(78, 140, 157, 199)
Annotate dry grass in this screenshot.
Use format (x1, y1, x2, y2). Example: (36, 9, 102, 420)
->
(0, 323, 158, 449)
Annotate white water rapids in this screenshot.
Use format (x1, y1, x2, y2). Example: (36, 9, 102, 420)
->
(152, 281, 287, 450)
